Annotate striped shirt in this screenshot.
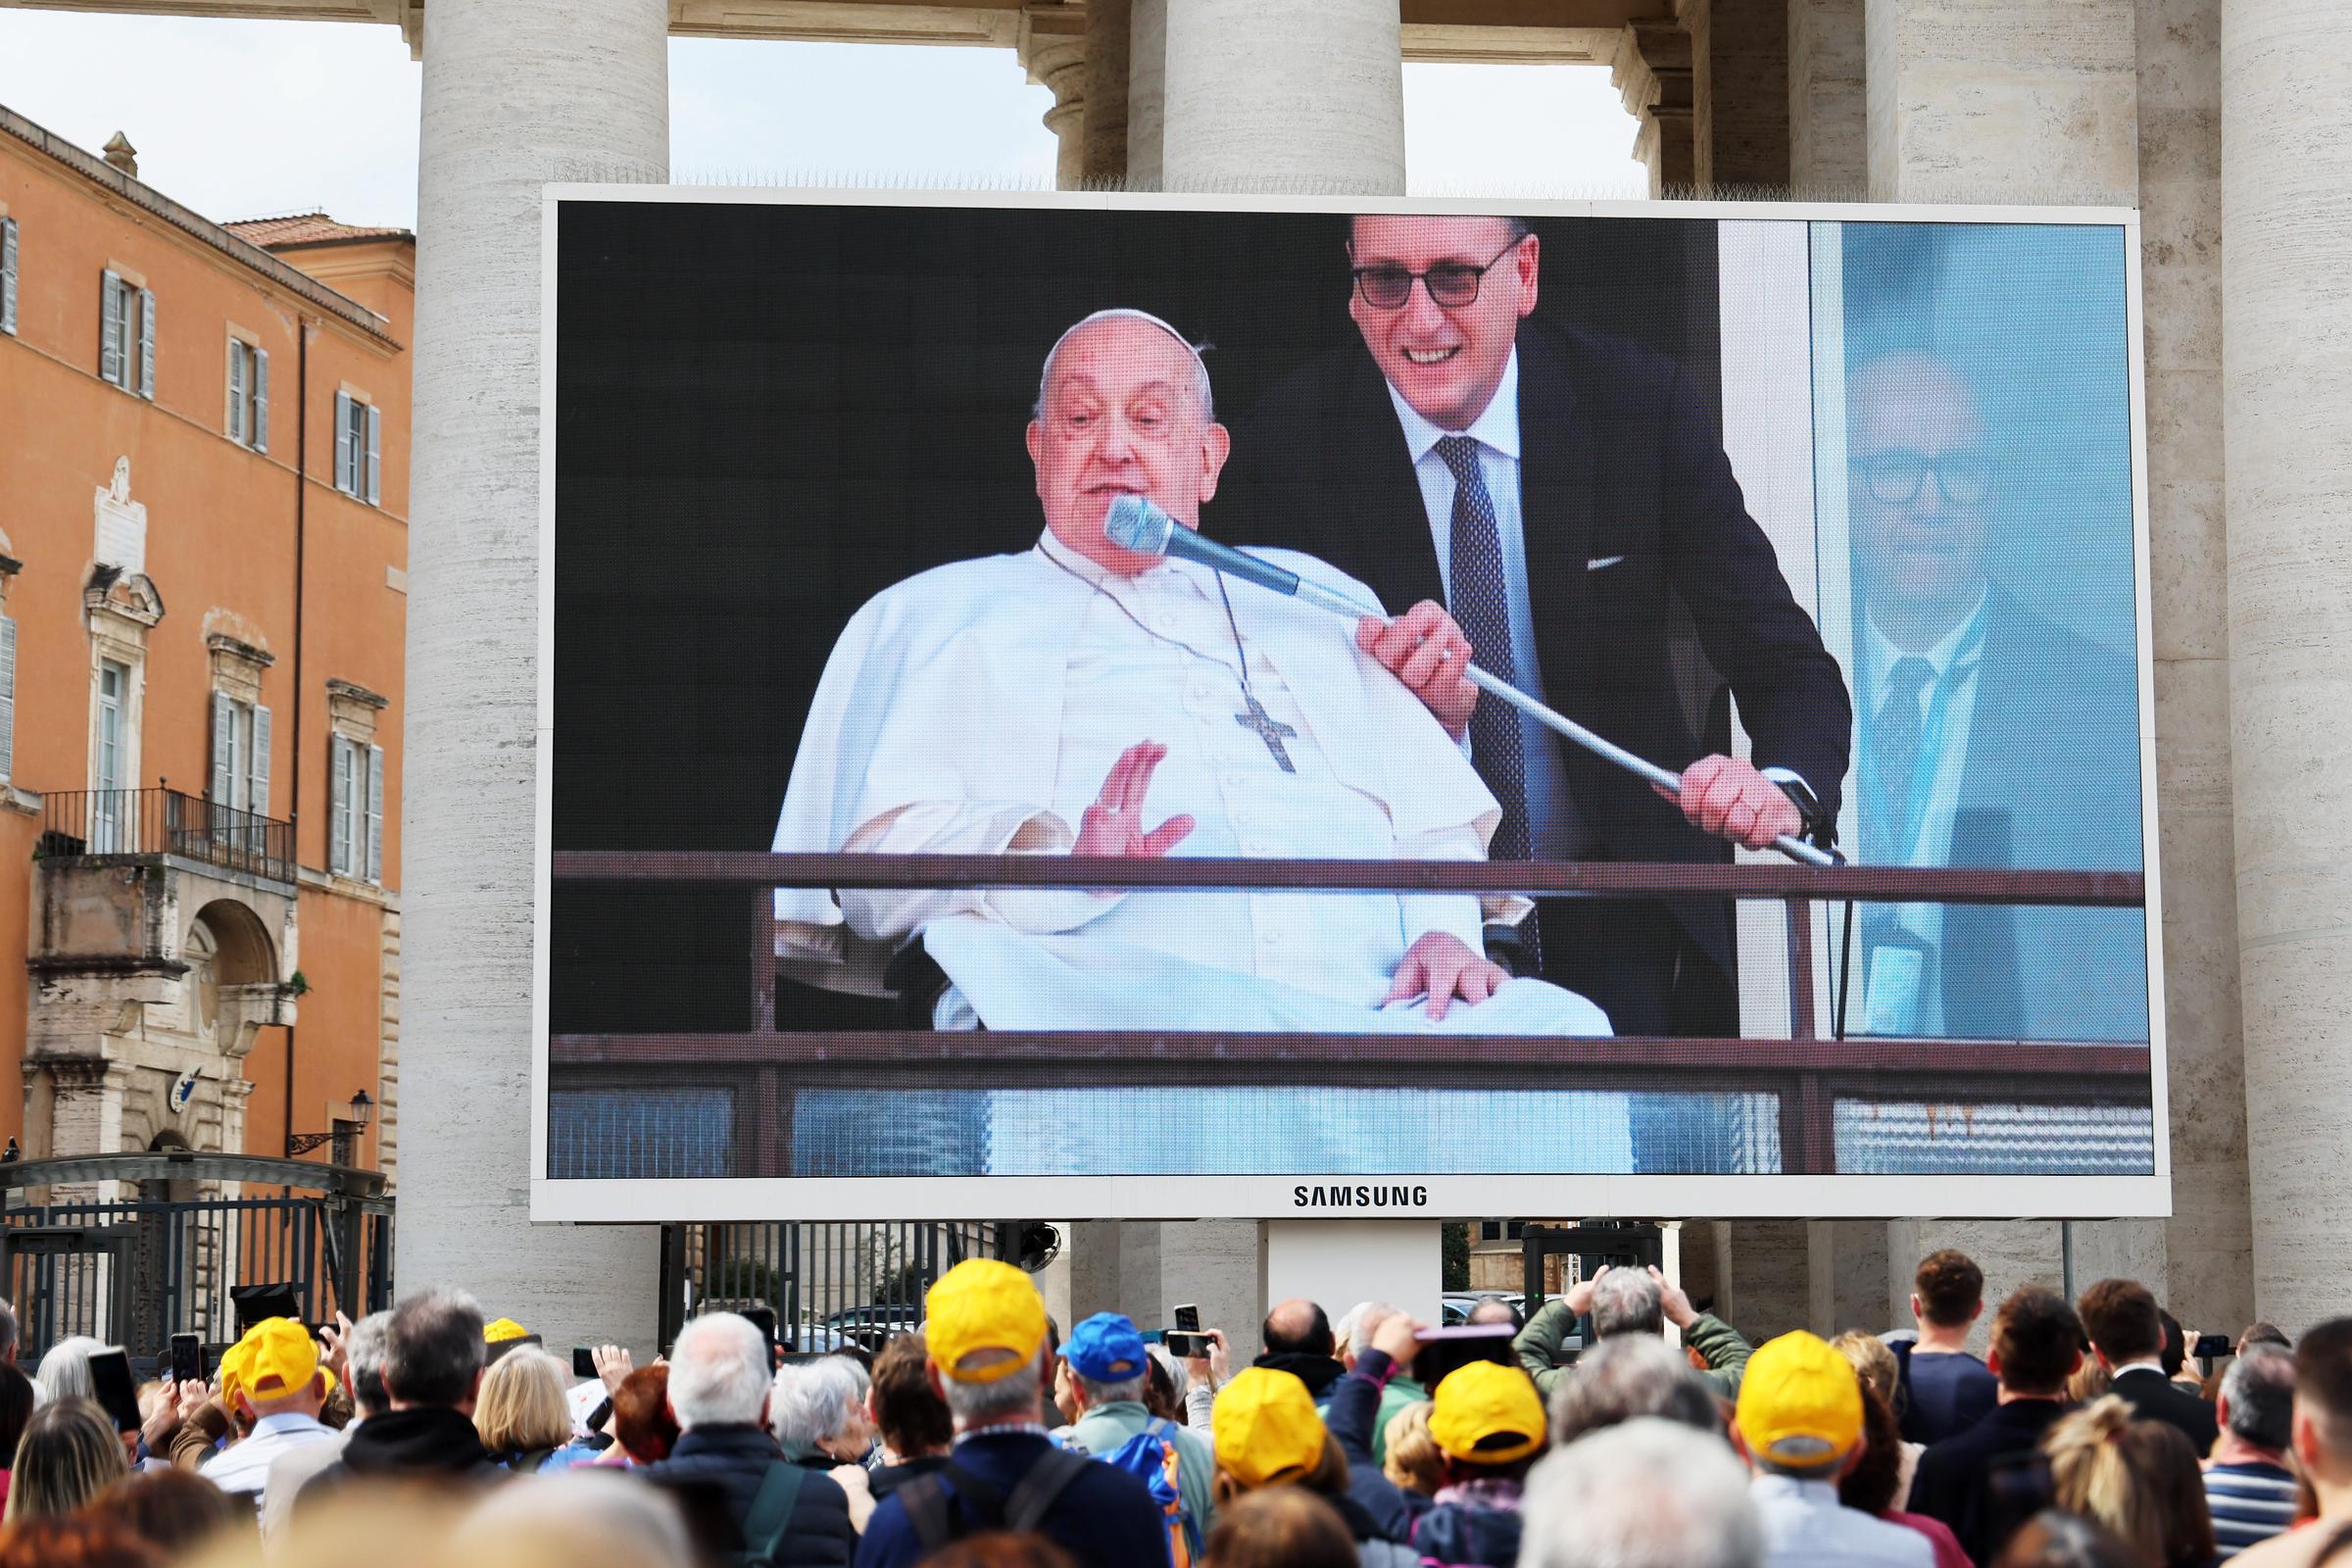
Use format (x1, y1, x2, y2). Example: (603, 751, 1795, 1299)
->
(2206, 1460, 2300, 1558)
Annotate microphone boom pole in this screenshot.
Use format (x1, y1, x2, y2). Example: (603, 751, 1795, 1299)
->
(1105, 496, 1838, 869)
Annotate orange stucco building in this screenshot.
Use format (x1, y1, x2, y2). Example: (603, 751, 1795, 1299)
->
(0, 108, 408, 1186)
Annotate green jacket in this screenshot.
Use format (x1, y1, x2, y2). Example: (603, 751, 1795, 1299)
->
(1368, 1371, 1428, 1467)
(1514, 1298, 1752, 1399)
(1061, 1399, 1218, 1544)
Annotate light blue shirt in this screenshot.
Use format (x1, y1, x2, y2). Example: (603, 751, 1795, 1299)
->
(1749, 1474, 1936, 1568)
(1381, 350, 1586, 858)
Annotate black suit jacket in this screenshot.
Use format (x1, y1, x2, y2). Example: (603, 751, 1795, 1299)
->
(1911, 1397, 2072, 1565)
(2108, 1367, 2220, 1453)
(1932, 589, 2147, 1041)
(1213, 318, 1852, 991)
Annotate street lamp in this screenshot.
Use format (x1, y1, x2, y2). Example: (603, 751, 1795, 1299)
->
(289, 1089, 376, 1163)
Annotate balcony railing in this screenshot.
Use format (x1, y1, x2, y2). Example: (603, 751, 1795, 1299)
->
(38, 788, 296, 888)
(547, 853, 2153, 1179)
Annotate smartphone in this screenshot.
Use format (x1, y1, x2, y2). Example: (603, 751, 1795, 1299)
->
(573, 1346, 599, 1379)
(1410, 1324, 1516, 1392)
(1166, 1331, 1211, 1358)
(1173, 1304, 1201, 1334)
(89, 1348, 143, 1434)
(2193, 1333, 2232, 1360)
(170, 1333, 205, 1386)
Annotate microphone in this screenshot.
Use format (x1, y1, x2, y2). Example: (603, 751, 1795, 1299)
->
(1100, 493, 1838, 869)
(1105, 495, 1375, 618)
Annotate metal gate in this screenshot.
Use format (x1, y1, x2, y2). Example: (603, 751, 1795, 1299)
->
(659, 1221, 1017, 1352)
(0, 1152, 393, 1361)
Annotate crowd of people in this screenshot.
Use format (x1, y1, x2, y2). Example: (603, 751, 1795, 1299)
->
(0, 1248, 2345, 1568)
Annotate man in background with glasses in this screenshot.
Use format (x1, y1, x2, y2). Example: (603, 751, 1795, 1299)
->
(1214, 214, 1850, 1069)
(1845, 352, 2142, 1045)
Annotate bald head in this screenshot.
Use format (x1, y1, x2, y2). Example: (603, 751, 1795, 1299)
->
(1263, 1299, 1335, 1359)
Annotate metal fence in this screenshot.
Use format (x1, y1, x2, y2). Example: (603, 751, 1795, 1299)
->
(1, 1177, 394, 1362)
(660, 1220, 1012, 1352)
(38, 787, 297, 886)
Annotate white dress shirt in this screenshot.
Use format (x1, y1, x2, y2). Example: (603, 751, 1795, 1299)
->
(1750, 1473, 1936, 1568)
(200, 1410, 337, 1507)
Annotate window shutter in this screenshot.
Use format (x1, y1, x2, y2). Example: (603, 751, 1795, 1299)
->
(328, 736, 353, 876)
(365, 404, 381, 505)
(334, 391, 353, 493)
(226, 342, 246, 445)
(366, 743, 384, 883)
(253, 348, 269, 453)
(249, 702, 271, 820)
(100, 270, 122, 385)
(1, 218, 17, 336)
(210, 691, 234, 844)
(137, 287, 155, 398)
(0, 615, 16, 779)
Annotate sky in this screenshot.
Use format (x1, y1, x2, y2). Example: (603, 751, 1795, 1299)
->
(0, 13, 1644, 229)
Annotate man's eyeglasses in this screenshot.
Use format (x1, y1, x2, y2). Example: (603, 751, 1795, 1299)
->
(1350, 238, 1526, 311)
(1852, 449, 1994, 507)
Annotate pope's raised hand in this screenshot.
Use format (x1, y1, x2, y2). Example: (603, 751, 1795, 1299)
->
(1358, 602, 1478, 741)
(1074, 741, 1196, 862)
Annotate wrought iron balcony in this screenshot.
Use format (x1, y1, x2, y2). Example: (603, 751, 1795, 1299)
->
(36, 789, 295, 888)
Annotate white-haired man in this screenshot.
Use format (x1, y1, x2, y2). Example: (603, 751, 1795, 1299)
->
(1517, 1264, 1752, 1400)
(639, 1312, 857, 1565)
(773, 307, 1622, 1177)
(1522, 1418, 1764, 1568)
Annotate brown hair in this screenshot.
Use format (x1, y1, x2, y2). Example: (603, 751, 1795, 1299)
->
(0, 1518, 162, 1568)
(1382, 1400, 1446, 1495)
(1991, 1288, 2084, 1396)
(2076, 1279, 2164, 1365)
(1838, 1380, 1905, 1518)
(870, 1333, 951, 1459)
(2297, 1318, 2352, 1455)
(611, 1362, 680, 1464)
(1202, 1486, 1357, 1568)
(919, 1533, 1082, 1568)
(4, 1400, 129, 1523)
(2043, 1396, 2216, 1566)
(1915, 1250, 1986, 1329)
(96, 1468, 245, 1555)
(1991, 1509, 2142, 1568)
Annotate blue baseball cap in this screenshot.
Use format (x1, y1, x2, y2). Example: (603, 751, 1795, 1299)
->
(1065, 1312, 1150, 1382)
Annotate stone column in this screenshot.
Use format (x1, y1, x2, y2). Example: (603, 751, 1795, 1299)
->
(2139, 0, 2250, 1338)
(1019, 6, 1090, 190)
(1082, 0, 1133, 183)
(1865, 0, 2138, 202)
(1615, 22, 1698, 198)
(1159, 0, 1405, 192)
(398, 0, 668, 1350)
(1788, 0, 1866, 190)
(1126, 0, 1167, 186)
(2223, 0, 2352, 1334)
(1709, 0, 1790, 189)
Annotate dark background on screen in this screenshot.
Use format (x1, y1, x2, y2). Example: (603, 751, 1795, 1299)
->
(550, 200, 1722, 1032)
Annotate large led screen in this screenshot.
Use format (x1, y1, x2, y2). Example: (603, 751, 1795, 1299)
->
(535, 193, 2164, 1221)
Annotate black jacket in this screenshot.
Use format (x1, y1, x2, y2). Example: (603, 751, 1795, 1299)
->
(640, 1424, 858, 1567)
(1911, 1397, 2072, 1565)
(294, 1406, 504, 1513)
(1215, 318, 1851, 1030)
(2107, 1367, 2220, 1454)
(1254, 1351, 1348, 1402)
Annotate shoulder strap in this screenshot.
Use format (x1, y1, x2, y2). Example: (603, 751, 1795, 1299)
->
(1004, 1446, 1095, 1534)
(905, 1458, 1010, 1549)
(741, 1461, 808, 1564)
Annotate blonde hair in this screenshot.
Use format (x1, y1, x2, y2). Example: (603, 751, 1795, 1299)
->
(473, 1348, 572, 1457)
(2044, 1395, 2213, 1566)
(1382, 1399, 1446, 1495)
(1830, 1333, 1901, 1406)
(3, 1398, 128, 1521)
(2066, 1358, 2113, 1404)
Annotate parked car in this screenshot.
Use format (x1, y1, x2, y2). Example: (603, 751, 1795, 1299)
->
(823, 1303, 920, 1349)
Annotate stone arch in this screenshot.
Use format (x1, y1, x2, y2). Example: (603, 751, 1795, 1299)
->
(190, 899, 277, 986)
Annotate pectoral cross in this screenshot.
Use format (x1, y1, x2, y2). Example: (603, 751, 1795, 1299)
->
(1235, 694, 1298, 773)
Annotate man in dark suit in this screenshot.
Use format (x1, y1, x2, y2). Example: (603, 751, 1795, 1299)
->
(1845, 354, 2147, 1046)
(1911, 1286, 2084, 1564)
(1213, 214, 1851, 1044)
(2077, 1277, 2220, 1452)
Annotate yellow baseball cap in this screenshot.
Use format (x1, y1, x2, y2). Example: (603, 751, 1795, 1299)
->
(216, 1336, 253, 1408)
(924, 1259, 1047, 1384)
(231, 1317, 328, 1401)
(1736, 1331, 1863, 1469)
(1429, 1361, 1544, 1465)
(483, 1317, 531, 1344)
(1211, 1368, 1325, 1489)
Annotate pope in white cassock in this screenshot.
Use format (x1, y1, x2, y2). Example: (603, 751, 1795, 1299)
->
(772, 310, 1631, 1175)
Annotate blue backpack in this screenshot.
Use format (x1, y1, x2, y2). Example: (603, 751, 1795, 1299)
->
(1101, 1418, 1200, 1565)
